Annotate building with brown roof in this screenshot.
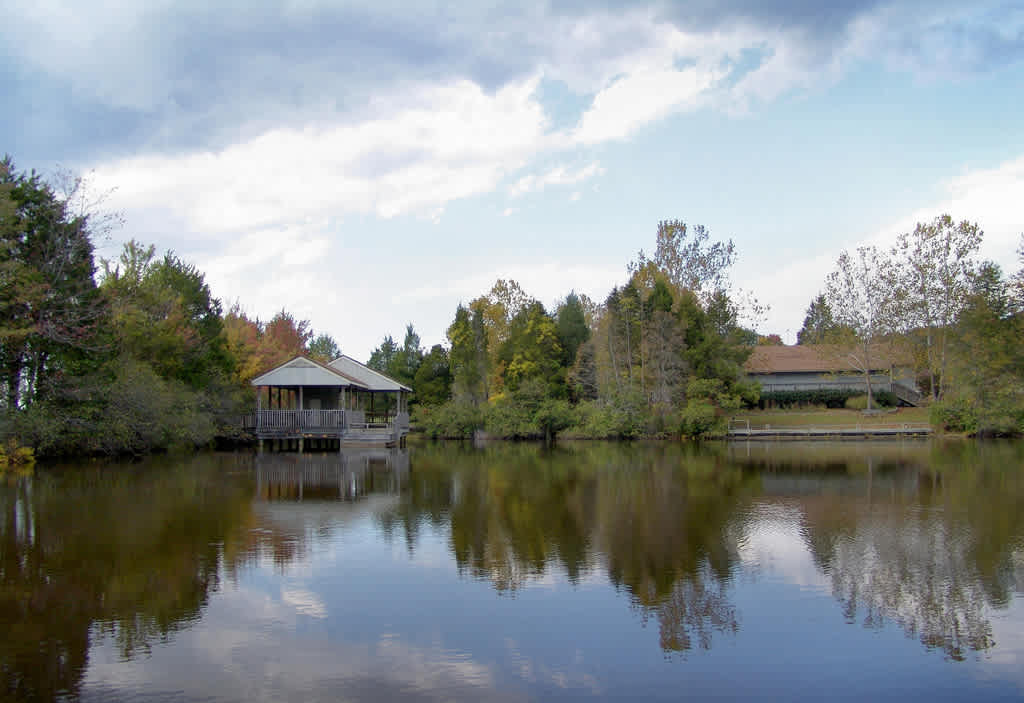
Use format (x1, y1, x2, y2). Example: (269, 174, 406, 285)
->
(744, 345, 922, 404)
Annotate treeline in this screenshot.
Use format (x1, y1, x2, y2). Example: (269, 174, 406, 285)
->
(4, 153, 1021, 454)
(0, 158, 342, 455)
(368, 221, 761, 440)
(796, 215, 1024, 435)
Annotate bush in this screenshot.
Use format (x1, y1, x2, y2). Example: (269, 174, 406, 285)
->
(844, 395, 867, 410)
(931, 399, 979, 434)
(413, 401, 483, 439)
(0, 438, 35, 472)
(679, 399, 721, 439)
(569, 393, 646, 439)
(759, 388, 861, 409)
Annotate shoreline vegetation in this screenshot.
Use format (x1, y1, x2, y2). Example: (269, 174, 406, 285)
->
(1, 156, 1022, 459)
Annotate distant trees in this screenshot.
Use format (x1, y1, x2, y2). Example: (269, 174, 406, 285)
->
(814, 215, 1022, 434)
(417, 220, 757, 439)
(368, 323, 424, 389)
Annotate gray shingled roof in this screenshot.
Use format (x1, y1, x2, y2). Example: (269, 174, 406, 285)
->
(328, 355, 412, 392)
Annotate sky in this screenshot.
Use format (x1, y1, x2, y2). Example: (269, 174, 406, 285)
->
(4, 0, 1023, 360)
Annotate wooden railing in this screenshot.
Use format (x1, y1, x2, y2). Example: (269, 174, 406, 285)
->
(242, 409, 410, 436)
(243, 409, 347, 432)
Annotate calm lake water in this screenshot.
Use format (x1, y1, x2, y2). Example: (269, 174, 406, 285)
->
(3, 440, 1024, 702)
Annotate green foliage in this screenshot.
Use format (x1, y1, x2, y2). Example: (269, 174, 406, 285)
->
(679, 399, 720, 439)
(308, 333, 340, 364)
(483, 379, 573, 440)
(556, 291, 590, 367)
(930, 399, 979, 435)
(759, 388, 866, 409)
(413, 400, 483, 439)
(498, 301, 564, 395)
(844, 394, 868, 411)
(796, 293, 841, 345)
(447, 304, 488, 404)
(1, 156, 107, 411)
(412, 344, 452, 406)
(0, 438, 35, 471)
(368, 323, 423, 388)
(570, 393, 647, 439)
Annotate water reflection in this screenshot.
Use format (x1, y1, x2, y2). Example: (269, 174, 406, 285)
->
(1, 441, 1022, 701)
(0, 455, 256, 700)
(731, 440, 1024, 660)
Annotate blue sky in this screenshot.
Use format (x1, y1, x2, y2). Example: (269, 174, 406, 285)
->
(4, 0, 1023, 359)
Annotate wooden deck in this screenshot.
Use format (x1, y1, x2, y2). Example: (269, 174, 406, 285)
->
(242, 409, 410, 447)
(727, 420, 932, 440)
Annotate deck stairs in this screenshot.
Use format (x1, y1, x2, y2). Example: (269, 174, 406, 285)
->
(891, 382, 924, 407)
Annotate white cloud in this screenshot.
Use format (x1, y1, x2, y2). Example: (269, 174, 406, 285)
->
(508, 162, 604, 198)
(94, 76, 551, 230)
(574, 66, 717, 144)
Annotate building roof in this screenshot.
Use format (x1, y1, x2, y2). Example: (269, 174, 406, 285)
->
(328, 355, 413, 392)
(744, 344, 904, 375)
(251, 356, 360, 387)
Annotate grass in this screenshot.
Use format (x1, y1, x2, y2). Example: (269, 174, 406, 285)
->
(731, 406, 931, 429)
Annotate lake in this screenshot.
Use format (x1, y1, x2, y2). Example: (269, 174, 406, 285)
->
(3, 440, 1023, 701)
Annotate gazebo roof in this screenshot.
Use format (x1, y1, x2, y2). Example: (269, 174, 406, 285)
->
(329, 355, 413, 392)
(250, 355, 412, 392)
(251, 356, 361, 388)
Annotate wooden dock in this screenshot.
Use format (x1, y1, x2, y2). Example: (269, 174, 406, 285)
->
(241, 409, 409, 449)
(727, 421, 932, 440)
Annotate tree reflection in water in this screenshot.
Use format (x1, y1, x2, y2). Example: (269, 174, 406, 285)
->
(0, 454, 258, 701)
(733, 440, 1024, 661)
(379, 441, 758, 654)
(4, 440, 1023, 701)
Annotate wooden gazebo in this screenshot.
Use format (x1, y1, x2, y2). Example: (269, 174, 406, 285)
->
(244, 355, 411, 450)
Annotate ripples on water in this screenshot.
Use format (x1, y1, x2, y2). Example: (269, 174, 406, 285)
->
(1, 440, 1023, 701)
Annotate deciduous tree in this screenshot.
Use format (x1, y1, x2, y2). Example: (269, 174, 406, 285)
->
(825, 246, 895, 410)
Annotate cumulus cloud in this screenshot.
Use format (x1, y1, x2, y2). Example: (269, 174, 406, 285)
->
(93, 76, 551, 228)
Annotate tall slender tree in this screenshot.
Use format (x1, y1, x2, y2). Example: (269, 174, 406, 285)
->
(825, 246, 894, 410)
(891, 215, 982, 400)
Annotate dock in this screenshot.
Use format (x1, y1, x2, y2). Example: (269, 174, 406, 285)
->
(727, 421, 932, 440)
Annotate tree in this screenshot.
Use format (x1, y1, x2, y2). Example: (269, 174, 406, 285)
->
(262, 310, 313, 363)
(368, 324, 423, 386)
(1, 157, 107, 410)
(102, 243, 231, 389)
(891, 215, 983, 400)
(643, 220, 736, 301)
(944, 261, 1024, 435)
(308, 333, 340, 364)
(796, 294, 839, 345)
(412, 344, 452, 406)
(499, 301, 564, 396)
(825, 246, 894, 410)
(447, 304, 488, 404)
(555, 292, 590, 367)
(367, 335, 398, 374)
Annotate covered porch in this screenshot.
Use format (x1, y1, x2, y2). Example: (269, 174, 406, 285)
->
(244, 356, 411, 448)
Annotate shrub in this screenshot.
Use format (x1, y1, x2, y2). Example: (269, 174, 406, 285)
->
(931, 399, 978, 434)
(844, 394, 868, 411)
(413, 401, 483, 439)
(679, 399, 721, 439)
(759, 388, 861, 409)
